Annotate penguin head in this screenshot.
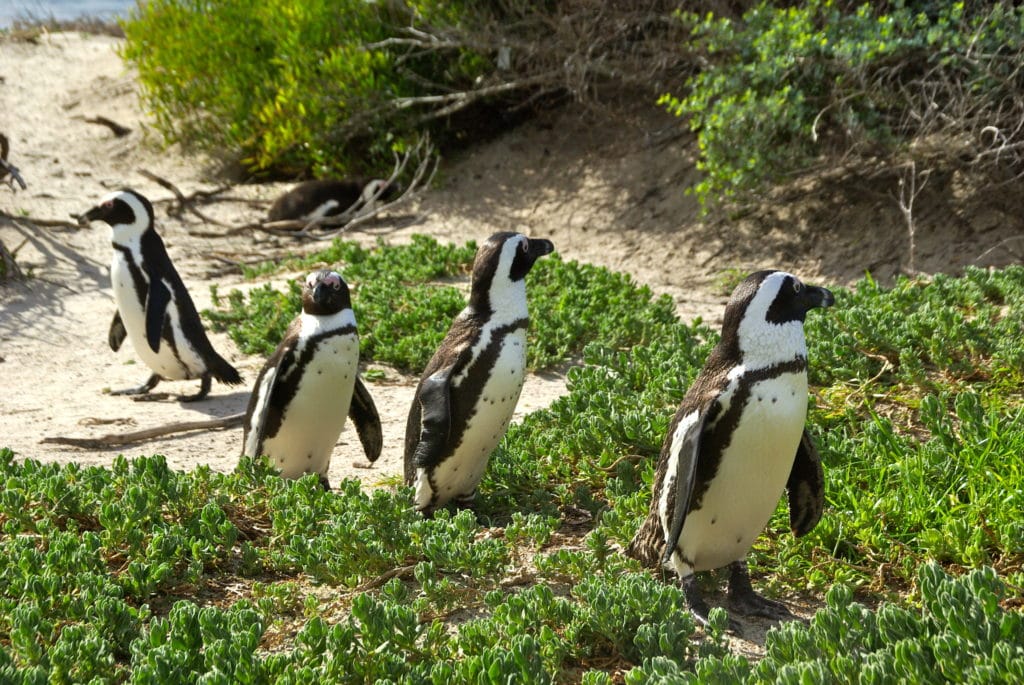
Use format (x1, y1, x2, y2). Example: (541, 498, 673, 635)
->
(469, 232, 555, 315)
(81, 188, 154, 241)
(302, 269, 352, 316)
(722, 270, 834, 365)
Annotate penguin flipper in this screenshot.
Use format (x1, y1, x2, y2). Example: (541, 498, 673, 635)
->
(411, 370, 452, 471)
(242, 364, 277, 458)
(350, 376, 383, 463)
(144, 278, 171, 353)
(109, 311, 127, 351)
(661, 408, 705, 566)
(242, 329, 297, 457)
(786, 429, 825, 537)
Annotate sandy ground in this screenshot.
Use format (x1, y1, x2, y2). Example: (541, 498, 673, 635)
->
(0, 33, 575, 487)
(4, 31, 1023, 654)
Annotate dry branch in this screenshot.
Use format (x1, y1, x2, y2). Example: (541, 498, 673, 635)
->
(225, 137, 438, 239)
(894, 161, 929, 275)
(0, 133, 27, 191)
(80, 115, 132, 137)
(298, 137, 439, 240)
(139, 169, 233, 227)
(0, 211, 82, 230)
(41, 413, 245, 449)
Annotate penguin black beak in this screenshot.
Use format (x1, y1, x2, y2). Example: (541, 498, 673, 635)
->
(528, 238, 555, 260)
(312, 282, 332, 306)
(804, 285, 835, 310)
(79, 205, 103, 226)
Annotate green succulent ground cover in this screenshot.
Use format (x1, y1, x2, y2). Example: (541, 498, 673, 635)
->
(2, 241, 1022, 681)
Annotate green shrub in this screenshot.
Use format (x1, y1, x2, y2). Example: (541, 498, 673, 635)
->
(664, 1, 1024, 209)
(120, 0, 485, 177)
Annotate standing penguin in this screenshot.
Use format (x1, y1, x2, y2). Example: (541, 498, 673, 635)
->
(241, 269, 382, 488)
(267, 179, 396, 222)
(404, 232, 554, 515)
(627, 270, 833, 627)
(81, 189, 242, 401)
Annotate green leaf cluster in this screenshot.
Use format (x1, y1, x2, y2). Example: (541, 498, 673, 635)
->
(120, 1, 485, 177)
(0, 451, 718, 681)
(666, 1, 1024, 208)
(627, 564, 1024, 683)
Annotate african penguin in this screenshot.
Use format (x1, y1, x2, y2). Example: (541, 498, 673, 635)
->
(626, 270, 833, 628)
(267, 178, 397, 222)
(241, 269, 382, 488)
(81, 189, 242, 401)
(404, 232, 554, 515)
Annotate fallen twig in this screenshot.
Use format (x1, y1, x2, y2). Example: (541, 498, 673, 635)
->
(42, 412, 245, 448)
(139, 169, 233, 227)
(81, 115, 132, 138)
(354, 564, 418, 592)
(0, 211, 81, 229)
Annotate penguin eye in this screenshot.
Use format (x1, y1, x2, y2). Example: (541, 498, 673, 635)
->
(331, 280, 341, 290)
(519, 239, 529, 253)
(792, 280, 803, 294)
(103, 201, 114, 209)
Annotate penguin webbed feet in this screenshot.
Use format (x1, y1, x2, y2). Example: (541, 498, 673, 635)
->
(176, 374, 212, 403)
(726, 560, 795, 622)
(682, 575, 743, 634)
(681, 561, 796, 635)
(110, 373, 161, 398)
(115, 374, 215, 403)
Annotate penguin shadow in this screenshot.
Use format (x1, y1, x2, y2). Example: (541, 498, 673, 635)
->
(0, 220, 108, 341)
(2, 216, 108, 291)
(120, 387, 252, 418)
(0, 277, 79, 345)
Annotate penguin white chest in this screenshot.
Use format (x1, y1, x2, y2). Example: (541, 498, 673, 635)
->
(262, 334, 359, 479)
(419, 328, 527, 507)
(673, 371, 808, 574)
(110, 251, 202, 380)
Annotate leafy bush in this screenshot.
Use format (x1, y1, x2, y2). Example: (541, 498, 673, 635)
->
(664, 1, 1024, 208)
(120, 0, 484, 177)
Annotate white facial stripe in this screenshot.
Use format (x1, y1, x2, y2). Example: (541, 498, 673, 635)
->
(736, 272, 807, 367)
(103, 190, 151, 242)
(486, 235, 530, 320)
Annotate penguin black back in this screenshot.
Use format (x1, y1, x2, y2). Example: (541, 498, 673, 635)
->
(267, 179, 397, 222)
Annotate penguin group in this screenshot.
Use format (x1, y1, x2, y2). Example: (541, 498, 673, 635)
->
(78, 180, 836, 630)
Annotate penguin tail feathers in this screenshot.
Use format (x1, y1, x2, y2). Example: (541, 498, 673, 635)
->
(209, 357, 243, 386)
(625, 513, 665, 569)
